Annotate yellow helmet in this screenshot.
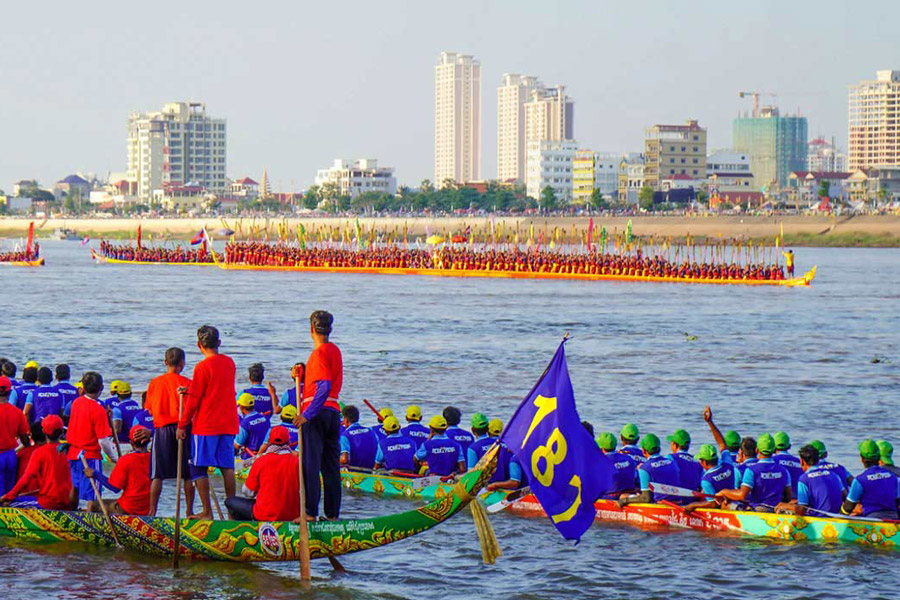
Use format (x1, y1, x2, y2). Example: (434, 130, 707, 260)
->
(117, 381, 132, 396)
(405, 404, 422, 421)
(109, 380, 123, 394)
(237, 393, 255, 408)
(382, 415, 401, 433)
(379, 407, 394, 419)
(281, 405, 298, 420)
(488, 418, 503, 437)
(24, 361, 39, 370)
(428, 415, 448, 430)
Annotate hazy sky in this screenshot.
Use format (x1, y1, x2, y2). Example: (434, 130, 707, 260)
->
(1, 0, 898, 192)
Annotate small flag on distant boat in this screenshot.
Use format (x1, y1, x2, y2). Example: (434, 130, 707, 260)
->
(189, 230, 206, 245)
(499, 337, 613, 542)
(80, 236, 90, 247)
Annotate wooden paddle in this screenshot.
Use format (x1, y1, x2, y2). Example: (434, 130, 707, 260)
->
(173, 390, 186, 569)
(294, 375, 312, 585)
(486, 486, 531, 514)
(80, 452, 122, 548)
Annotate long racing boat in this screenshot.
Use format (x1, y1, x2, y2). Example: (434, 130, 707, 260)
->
(0, 452, 497, 562)
(91, 249, 216, 267)
(0, 257, 44, 267)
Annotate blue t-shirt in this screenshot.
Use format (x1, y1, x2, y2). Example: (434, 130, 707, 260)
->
(741, 458, 791, 508)
(699, 462, 738, 496)
(374, 433, 417, 471)
(133, 409, 155, 432)
(235, 410, 271, 458)
(240, 384, 273, 416)
(263, 420, 299, 448)
(773, 452, 803, 497)
(797, 465, 844, 515)
(668, 450, 703, 491)
(445, 426, 474, 454)
(415, 434, 464, 476)
(467, 434, 496, 469)
(25, 384, 64, 421)
(637, 453, 682, 502)
(340, 422, 378, 469)
(279, 387, 299, 409)
(818, 460, 853, 490)
(604, 451, 639, 497)
(620, 444, 645, 462)
(401, 422, 430, 450)
(846, 466, 900, 517)
(112, 398, 142, 443)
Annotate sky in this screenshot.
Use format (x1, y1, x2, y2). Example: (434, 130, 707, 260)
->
(1, 0, 898, 192)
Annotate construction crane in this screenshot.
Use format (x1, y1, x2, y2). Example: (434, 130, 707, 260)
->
(738, 91, 777, 118)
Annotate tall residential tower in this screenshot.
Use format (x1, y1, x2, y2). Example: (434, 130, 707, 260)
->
(849, 70, 900, 170)
(434, 52, 481, 185)
(497, 74, 541, 183)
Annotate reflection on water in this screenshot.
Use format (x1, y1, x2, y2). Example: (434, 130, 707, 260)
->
(1, 242, 899, 599)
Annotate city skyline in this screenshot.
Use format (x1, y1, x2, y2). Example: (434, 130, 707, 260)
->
(1, 1, 897, 192)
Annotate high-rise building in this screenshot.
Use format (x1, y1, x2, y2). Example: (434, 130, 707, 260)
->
(849, 70, 900, 171)
(525, 139, 577, 202)
(127, 102, 226, 202)
(732, 106, 807, 191)
(572, 151, 620, 204)
(808, 138, 847, 173)
(644, 120, 706, 191)
(497, 74, 541, 183)
(524, 86, 574, 147)
(434, 52, 481, 185)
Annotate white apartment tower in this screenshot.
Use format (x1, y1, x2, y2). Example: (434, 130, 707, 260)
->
(524, 85, 574, 146)
(127, 102, 226, 202)
(497, 74, 541, 183)
(849, 70, 900, 171)
(434, 52, 481, 185)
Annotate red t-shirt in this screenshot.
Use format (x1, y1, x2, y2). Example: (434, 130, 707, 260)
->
(16, 444, 39, 481)
(5, 442, 72, 509)
(0, 402, 28, 452)
(246, 452, 300, 521)
(146, 372, 192, 428)
(303, 343, 343, 409)
(108, 451, 151, 515)
(179, 354, 239, 436)
(66, 396, 113, 460)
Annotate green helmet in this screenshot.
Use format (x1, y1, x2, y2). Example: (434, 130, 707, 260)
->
(470, 412, 488, 429)
(621, 423, 639, 442)
(595, 432, 617, 452)
(773, 431, 791, 451)
(809, 439, 827, 459)
(640, 433, 661, 454)
(724, 430, 741, 450)
(877, 440, 894, 466)
(859, 439, 881, 461)
(666, 429, 691, 448)
(696, 444, 718, 462)
(757, 433, 776, 455)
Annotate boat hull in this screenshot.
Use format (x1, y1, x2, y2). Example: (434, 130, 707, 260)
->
(0, 258, 44, 267)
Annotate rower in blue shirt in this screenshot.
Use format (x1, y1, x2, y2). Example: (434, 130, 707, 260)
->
(238, 363, 274, 416)
(415, 415, 464, 477)
(466, 413, 493, 468)
(373, 408, 394, 443)
(11, 362, 39, 411)
(684, 444, 738, 513)
(716, 433, 791, 511)
(666, 428, 703, 491)
(773, 431, 803, 498)
(111, 383, 142, 444)
(617, 433, 682, 507)
(733, 437, 759, 482)
(776, 444, 844, 516)
(339, 405, 378, 469)
(23, 367, 63, 422)
(277, 363, 306, 414)
(619, 423, 644, 463)
(0, 359, 17, 389)
(701, 405, 742, 465)
(842, 439, 900, 521)
(233, 393, 271, 459)
(258, 405, 300, 454)
(809, 439, 853, 489)
(374, 416, 416, 472)
(401, 404, 430, 450)
(103, 380, 124, 411)
(53, 364, 79, 415)
(596, 432, 638, 499)
(443, 406, 474, 454)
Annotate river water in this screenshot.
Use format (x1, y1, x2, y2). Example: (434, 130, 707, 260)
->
(1, 241, 898, 599)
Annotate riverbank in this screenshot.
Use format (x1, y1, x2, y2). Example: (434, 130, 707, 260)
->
(2, 214, 900, 246)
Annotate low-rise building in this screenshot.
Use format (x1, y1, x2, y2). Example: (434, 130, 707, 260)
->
(617, 154, 644, 205)
(786, 171, 852, 206)
(808, 138, 846, 173)
(152, 184, 214, 213)
(230, 177, 260, 200)
(847, 166, 900, 204)
(572, 150, 619, 204)
(315, 159, 397, 198)
(644, 120, 707, 190)
(525, 139, 577, 202)
(53, 174, 92, 202)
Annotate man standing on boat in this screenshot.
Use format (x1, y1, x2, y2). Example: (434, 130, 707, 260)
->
(178, 326, 239, 519)
(782, 249, 795, 278)
(67, 372, 118, 512)
(293, 310, 343, 520)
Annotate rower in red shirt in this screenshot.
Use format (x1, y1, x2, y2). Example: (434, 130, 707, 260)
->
(224, 425, 300, 521)
(84, 425, 152, 515)
(177, 325, 239, 519)
(293, 310, 343, 520)
(16, 422, 46, 483)
(0, 376, 31, 496)
(1, 415, 72, 509)
(67, 372, 118, 512)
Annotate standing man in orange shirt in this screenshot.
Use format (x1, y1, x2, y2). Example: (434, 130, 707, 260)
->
(145, 347, 195, 516)
(66, 372, 118, 512)
(177, 326, 239, 520)
(293, 310, 343, 520)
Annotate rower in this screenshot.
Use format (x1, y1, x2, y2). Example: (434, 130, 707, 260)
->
(617, 433, 682, 507)
(841, 439, 900, 521)
(619, 423, 644, 462)
(0, 415, 72, 510)
(878, 440, 900, 477)
(111, 382, 142, 446)
(776, 444, 843, 517)
(666, 429, 703, 491)
(84, 425, 153, 515)
(773, 431, 803, 498)
(23, 367, 63, 423)
(415, 415, 464, 477)
(16, 421, 46, 483)
(234, 393, 271, 460)
(373, 408, 394, 442)
(701, 405, 741, 464)
(224, 426, 301, 522)
(277, 362, 305, 415)
(596, 432, 637, 499)
(734, 437, 758, 482)
(483, 419, 523, 491)
(239, 363, 273, 416)
(146, 347, 195, 517)
(11, 363, 38, 411)
(373, 416, 416, 472)
(715, 433, 791, 512)
(103, 380, 124, 411)
(67, 372, 118, 512)
(132, 393, 155, 433)
(339, 405, 378, 469)
(683, 445, 736, 513)
(465, 413, 491, 468)
(53, 364, 79, 418)
(443, 406, 474, 454)
(400, 404, 429, 450)
(0, 361, 17, 388)
(809, 439, 853, 488)
(258, 405, 299, 454)
(0, 376, 30, 496)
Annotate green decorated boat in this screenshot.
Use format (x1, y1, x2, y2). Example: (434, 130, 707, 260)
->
(0, 452, 497, 562)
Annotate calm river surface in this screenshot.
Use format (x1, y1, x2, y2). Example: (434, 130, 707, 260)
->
(1, 241, 898, 599)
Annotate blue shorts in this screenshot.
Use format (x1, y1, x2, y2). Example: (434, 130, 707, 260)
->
(192, 434, 236, 469)
(70, 459, 103, 502)
(0, 449, 16, 496)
